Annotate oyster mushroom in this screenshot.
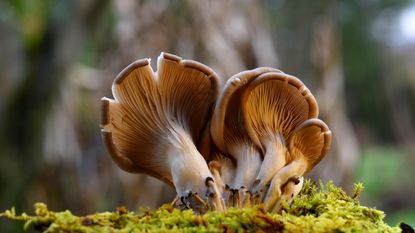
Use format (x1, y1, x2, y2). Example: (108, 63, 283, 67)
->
(240, 71, 319, 194)
(263, 118, 331, 211)
(210, 68, 281, 191)
(100, 52, 224, 211)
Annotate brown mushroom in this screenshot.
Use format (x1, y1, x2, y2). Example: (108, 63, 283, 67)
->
(263, 118, 331, 211)
(240, 71, 319, 193)
(210, 67, 281, 190)
(100, 52, 224, 211)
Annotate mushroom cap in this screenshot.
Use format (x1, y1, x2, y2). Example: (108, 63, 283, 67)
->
(100, 52, 219, 186)
(286, 118, 332, 174)
(210, 67, 281, 157)
(241, 71, 319, 152)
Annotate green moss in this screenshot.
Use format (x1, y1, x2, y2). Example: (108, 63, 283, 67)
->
(1, 181, 410, 232)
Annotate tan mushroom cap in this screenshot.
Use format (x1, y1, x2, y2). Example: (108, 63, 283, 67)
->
(210, 67, 282, 156)
(287, 118, 332, 174)
(241, 71, 319, 152)
(100, 52, 219, 186)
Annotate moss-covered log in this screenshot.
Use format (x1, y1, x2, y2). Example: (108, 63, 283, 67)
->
(1, 181, 413, 232)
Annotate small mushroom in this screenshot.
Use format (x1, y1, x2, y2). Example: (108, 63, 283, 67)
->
(263, 118, 331, 210)
(208, 152, 236, 193)
(208, 152, 259, 208)
(270, 176, 304, 213)
(210, 68, 281, 190)
(240, 71, 319, 193)
(100, 52, 224, 211)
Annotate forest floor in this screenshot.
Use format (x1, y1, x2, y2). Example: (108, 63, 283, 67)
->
(1, 180, 413, 233)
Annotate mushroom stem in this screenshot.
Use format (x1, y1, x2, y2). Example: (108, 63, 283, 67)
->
(239, 186, 251, 207)
(186, 192, 209, 214)
(206, 178, 226, 212)
(263, 159, 307, 211)
(227, 189, 240, 207)
(252, 135, 286, 193)
(271, 177, 304, 213)
(208, 161, 226, 194)
(169, 137, 226, 213)
(167, 127, 217, 201)
(229, 144, 262, 189)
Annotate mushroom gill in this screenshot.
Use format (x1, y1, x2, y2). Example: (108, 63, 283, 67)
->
(287, 118, 332, 172)
(100, 52, 223, 211)
(241, 72, 319, 193)
(210, 68, 281, 190)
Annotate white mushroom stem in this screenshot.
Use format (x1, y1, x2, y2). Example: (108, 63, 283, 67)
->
(218, 157, 236, 188)
(241, 192, 251, 207)
(208, 161, 226, 194)
(252, 134, 287, 193)
(208, 153, 236, 194)
(206, 166, 229, 211)
(167, 127, 222, 207)
(263, 159, 307, 211)
(239, 186, 251, 208)
(229, 144, 262, 190)
(168, 134, 212, 197)
(206, 178, 226, 212)
(271, 177, 304, 213)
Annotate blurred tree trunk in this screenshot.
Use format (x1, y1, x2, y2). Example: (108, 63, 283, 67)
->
(0, 0, 109, 214)
(310, 13, 360, 188)
(383, 49, 415, 153)
(186, 0, 279, 78)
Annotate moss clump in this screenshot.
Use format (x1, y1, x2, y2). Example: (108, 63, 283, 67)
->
(1, 181, 411, 232)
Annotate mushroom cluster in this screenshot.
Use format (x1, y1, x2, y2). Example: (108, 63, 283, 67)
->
(100, 52, 332, 214)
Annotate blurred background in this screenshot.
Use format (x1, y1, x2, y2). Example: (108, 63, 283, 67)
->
(1, 0, 414, 231)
